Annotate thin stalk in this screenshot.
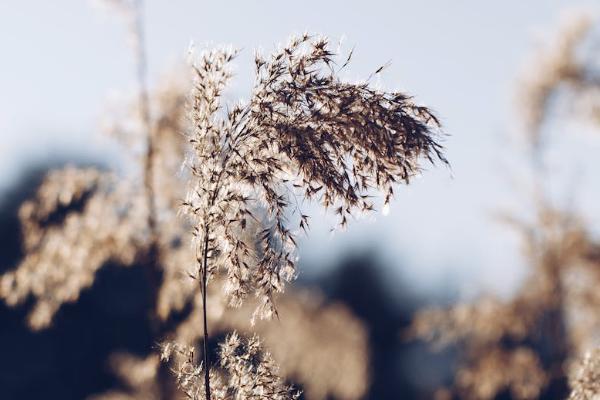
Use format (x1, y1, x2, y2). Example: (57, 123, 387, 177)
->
(133, 0, 158, 242)
(201, 227, 212, 400)
(197, 150, 232, 400)
(130, 3, 170, 399)
(131, 0, 162, 324)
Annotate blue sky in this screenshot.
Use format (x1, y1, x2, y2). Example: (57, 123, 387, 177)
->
(2, 0, 600, 301)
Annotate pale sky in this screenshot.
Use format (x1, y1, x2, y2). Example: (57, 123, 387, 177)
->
(2, 0, 600, 301)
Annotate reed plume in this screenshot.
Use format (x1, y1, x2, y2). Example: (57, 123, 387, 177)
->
(179, 34, 445, 399)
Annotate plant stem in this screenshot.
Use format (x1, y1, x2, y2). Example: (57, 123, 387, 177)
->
(133, 0, 157, 244)
(131, 3, 171, 398)
(201, 227, 212, 400)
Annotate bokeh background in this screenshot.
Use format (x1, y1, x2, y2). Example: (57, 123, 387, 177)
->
(2, 1, 600, 399)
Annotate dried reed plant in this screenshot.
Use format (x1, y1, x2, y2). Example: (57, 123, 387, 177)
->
(175, 284, 369, 400)
(177, 34, 446, 399)
(410, 207, 600, 399)
(410, 12, 600, 400)
(160, 334, 299, 400)
(0, 28, 444, 400)
(568, 347, 600, 400)
(0, 166, 145, 328)
(518, 13, 593, 144)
